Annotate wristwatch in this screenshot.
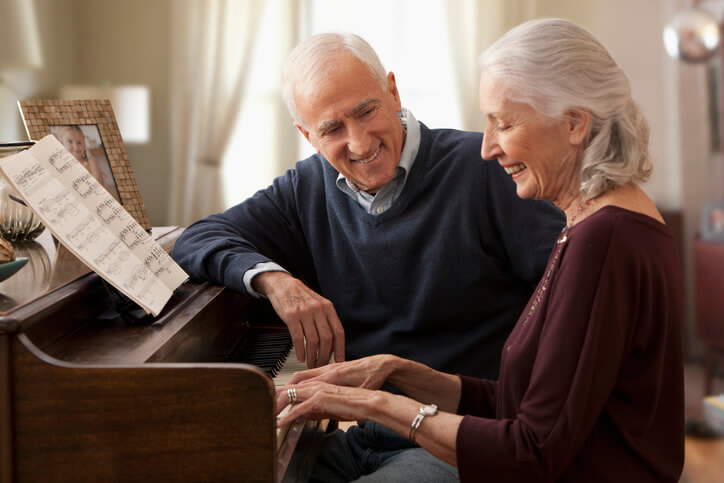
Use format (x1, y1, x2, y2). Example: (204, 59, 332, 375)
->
(408, 403, 438, 443)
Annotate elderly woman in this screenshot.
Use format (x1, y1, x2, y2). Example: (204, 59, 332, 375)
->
(277, 18, 684, 482)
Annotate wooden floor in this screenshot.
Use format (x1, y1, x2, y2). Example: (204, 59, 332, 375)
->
(681, 362, 724, 483)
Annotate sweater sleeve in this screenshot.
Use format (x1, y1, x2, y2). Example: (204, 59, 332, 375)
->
(456, 219, 673, 481)
(171, 168, 312, 296)
(457, 375, 497, 417)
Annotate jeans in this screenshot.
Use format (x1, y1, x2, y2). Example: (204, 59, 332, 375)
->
(310, 421, 459, 482)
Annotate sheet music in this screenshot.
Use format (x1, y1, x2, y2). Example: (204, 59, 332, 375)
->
(0, 134, 188, 316)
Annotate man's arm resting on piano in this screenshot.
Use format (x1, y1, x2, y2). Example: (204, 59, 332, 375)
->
(252, 270, 345, 369)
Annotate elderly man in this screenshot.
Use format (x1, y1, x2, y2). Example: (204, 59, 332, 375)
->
(172, 33, 562, 381)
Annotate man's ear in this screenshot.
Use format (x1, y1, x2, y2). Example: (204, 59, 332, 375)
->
(387, 72, 402, 110)
(567, 108, 591, 146)
(295, 122, 320, 153)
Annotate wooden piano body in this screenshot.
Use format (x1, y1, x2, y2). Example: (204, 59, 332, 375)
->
(0, 227, 327, 482)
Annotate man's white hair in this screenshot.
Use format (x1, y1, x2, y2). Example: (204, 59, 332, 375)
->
(282, 33, 388, 128)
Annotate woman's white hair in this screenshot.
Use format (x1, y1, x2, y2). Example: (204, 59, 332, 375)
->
(479, 18, 652, 199)
(282, 33, 388, 128)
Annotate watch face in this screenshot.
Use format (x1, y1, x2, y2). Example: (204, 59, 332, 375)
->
(421, 404, 438, 416)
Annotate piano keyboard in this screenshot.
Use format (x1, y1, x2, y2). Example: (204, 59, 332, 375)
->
(274, 355, 308, 387)
(231, 331, 307, 450)
(228, 329, 306, 386)
(226, 328, 309, 447)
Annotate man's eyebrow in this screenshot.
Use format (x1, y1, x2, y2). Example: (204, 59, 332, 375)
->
(349, 98, 381, 116)
(317, 119, 343, 134)
(315, 99, 382, 135)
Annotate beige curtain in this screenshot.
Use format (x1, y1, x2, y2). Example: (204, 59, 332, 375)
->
(219, 0, 301, 208)
(169, 0, 265, 226)
(445, 0, 538, 132)
(445, 0, 599, 133)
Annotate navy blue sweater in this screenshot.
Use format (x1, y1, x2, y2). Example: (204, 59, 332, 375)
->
(172, 124, 565, 379)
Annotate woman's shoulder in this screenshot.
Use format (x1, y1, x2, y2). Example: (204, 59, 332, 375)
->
(579, 205, 668, 232)
(570, 206, 674, 256)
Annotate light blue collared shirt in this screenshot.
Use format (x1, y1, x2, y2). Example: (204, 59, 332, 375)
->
(244, 108, 421, 297)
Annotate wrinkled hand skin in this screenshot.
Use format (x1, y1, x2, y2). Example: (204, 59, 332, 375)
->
(275, 380, 386, 427)
(275, 355, 397, 425)
(287, 354, 393, 389)
(253, 271, 345, 368)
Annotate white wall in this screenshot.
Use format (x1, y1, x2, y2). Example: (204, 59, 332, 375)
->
(0, 0, 172, 225)
(592, 0, 713, 357)
(0, 0, 75, 141)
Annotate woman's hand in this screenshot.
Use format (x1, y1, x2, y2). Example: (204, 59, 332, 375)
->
(286, 354, 400, 390)
(275, 379, 463, 468)
(275, 381, 387, 426)
(283, 354, 463, 415)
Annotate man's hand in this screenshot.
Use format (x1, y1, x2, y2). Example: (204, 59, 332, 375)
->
(252, 271, 345, 368)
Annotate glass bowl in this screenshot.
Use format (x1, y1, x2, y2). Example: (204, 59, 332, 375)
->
(0, 144, 45, 242)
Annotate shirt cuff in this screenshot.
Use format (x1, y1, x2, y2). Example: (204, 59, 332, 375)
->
(243, 262, 289, 298)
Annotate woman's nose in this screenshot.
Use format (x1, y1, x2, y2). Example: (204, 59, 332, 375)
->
(481, 131, 502, 160)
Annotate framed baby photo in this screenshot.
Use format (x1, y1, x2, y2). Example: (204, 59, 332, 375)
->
(700, 200, 724, 242)
(17, 99, 151, 231)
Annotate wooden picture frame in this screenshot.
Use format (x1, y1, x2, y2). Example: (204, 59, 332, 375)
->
(700, 200, 724, 242)
(17, 99, 151, 231)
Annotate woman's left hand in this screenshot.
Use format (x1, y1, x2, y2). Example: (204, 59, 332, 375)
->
(276, 381, 384, 426)
(285, 353, 397, 389)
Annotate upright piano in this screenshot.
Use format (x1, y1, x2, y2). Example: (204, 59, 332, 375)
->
(0, 227, 328, 482)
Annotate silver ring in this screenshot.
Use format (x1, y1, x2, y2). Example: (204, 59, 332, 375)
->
(287, 387, 297, 405)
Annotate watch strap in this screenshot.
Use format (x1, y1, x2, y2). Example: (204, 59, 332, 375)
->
(408, 404, 437, 443)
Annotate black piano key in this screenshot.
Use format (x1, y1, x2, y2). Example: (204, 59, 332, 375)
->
(227, 329, 293, 378)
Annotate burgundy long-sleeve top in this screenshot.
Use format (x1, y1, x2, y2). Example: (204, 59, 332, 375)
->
(455, 207, 685, 482)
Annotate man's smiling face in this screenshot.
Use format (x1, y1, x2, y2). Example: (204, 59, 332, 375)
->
(295, 53, 405, 194)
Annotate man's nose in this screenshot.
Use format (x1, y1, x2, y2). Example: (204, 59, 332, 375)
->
(346, 123, 372, 155)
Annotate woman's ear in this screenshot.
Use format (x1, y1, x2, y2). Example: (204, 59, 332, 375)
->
(566, 108, 591, 146)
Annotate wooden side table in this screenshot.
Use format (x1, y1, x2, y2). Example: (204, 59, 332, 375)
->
(694, 236, 724, 396)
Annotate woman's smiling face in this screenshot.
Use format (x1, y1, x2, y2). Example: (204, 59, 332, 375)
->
(479, 74, 582, 207)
